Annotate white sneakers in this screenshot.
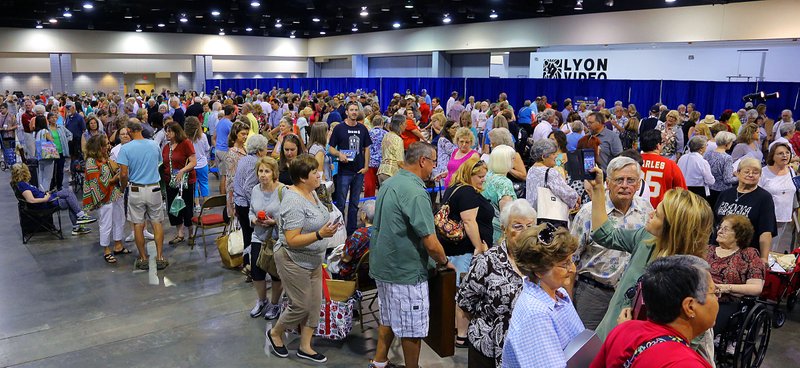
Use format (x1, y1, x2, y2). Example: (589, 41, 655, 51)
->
(124, 230, 155, 242)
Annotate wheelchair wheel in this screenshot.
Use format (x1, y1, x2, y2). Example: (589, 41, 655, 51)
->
(787, 293, 797, 312)
(734, 303, 771, 368)
(772, 310, 785, 328)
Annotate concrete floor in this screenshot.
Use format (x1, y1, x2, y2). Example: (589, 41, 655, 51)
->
(0, 170, 798, 368)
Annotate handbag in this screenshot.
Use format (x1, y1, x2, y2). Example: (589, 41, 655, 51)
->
(510, 177, 526, 199)
(434, 185, 466, 242)
(227, 216, 245, 256)
(255, 185, 285, 278)
(536, 168, 570, 224)
(168, 144, 188, 189)
(279, 270, 359, 340)
(169, 185, 186, 217)
(216, 225, 243, 269)
(35, 131, 59, 161)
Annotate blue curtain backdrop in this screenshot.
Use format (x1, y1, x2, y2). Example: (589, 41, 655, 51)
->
(206, 78, 800, 117)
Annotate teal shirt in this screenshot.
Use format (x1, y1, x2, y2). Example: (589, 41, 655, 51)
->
(369, 169, 436, 285)
(590, 220, 654, 340)
(481, 171, 517, 245)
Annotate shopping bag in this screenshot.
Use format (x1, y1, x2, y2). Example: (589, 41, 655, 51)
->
(279, 270, 359, 340)
(537, 168, 569, 226)
(227, 217, 245, 256)
(169, 186, 186, 217)
(216, 231, 243, 268)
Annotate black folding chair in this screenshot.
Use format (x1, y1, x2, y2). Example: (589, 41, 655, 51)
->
(11, 183, 63, 244)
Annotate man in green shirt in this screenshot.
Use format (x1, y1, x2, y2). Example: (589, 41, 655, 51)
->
(369, 142, 453, 368)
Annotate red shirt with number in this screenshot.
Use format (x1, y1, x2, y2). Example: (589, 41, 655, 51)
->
(640, 153, 687, 208)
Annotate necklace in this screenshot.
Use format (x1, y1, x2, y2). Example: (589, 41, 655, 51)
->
(735, 187, 755, 202)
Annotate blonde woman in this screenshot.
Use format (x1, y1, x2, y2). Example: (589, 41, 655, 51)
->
(588, 169, 714, 343)
(376, 115, 406, 185)
(731, 123, 763, 162)
(482, 145, 518, 244)
(445, 127, 480, 187)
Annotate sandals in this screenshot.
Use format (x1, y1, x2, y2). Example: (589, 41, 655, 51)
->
(103, 253, 117, 264)
(113, 247, 132, 255)
(168, 236, 185, 245)
(455, 335, 468, 348)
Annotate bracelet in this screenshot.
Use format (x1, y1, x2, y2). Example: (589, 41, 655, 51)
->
(315, 231, 323, 241)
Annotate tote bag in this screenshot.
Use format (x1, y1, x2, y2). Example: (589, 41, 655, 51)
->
(226, 216, 245, 256)
(536, 168, 570, 225)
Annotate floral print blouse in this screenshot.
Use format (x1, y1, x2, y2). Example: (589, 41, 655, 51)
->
(456, 240, 523, 366)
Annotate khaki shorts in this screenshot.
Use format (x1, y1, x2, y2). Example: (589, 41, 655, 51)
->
(216, 150, 228, 176)
(127, 184, 165, 223)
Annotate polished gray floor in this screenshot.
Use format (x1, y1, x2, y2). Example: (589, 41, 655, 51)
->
(0, 170, 798, 368)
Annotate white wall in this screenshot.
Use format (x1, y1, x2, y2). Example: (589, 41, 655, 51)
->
(319, 58, 352, 78)
(530, 44, 800, 82)
(368, 55, 432, 77)
(73, 73, 124, 94)
(212, 58, 308, 74)
(0, 55, 51, 73)
(75, 56, 193, 73)
(0, 74, 51, 94)
(307, 0, 800, 57)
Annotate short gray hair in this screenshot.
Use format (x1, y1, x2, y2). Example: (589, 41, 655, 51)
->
(404, 141, 435, 165)
(539, 108, 556, 122)
(715, 131, 736, 147)
(687, 135, 708, 153)
(389, 114, 406, 134)
(570, 121, 584, 132)
(745, 109, 758, 121)
(737, 157, 761, 172)
(500, 199, 537, 228)
(606, 156, 641, 179)
(642, 255, 711, 324)
(245, 134, 269, 155)
(360, 199, 376, 223)
(780, 122, 795, 136)
(530, 139, 557, 163)
(32, 104, 46, 115)
(489, 127, 514, 147)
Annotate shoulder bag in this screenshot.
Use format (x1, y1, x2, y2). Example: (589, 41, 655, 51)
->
(434, 185, 466, 242)
(255, 184, 285, 279)
(536, 168, 570, 224)
(35, 130, 59, 161)
(216, 215, 244, 268)
(168, 143, 189, 189)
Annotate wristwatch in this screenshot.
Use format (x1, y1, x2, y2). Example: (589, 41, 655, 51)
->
(437, 259, 449, 269)
(315, 231, 323, 241)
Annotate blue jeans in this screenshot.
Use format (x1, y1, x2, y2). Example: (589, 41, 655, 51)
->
(334, 172, 363, 235)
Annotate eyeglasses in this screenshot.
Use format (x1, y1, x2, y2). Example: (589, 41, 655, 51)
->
(555, 258, 576, 270)
(739, 169, 760, 177)
(718, 226, 733, 233)
(423, 156, 437, 165)
(611, 177, 639, 186)
(511, 222, 535, 232)
(708, 287, 722, 299)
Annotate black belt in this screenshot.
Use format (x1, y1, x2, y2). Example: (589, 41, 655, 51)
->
(578, 275, 616, 291)
(130, 182, 159, 187)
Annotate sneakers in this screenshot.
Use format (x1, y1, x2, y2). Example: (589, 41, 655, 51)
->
(250, 299, 267, 318)
(267, 329, 289, 358)
(297, 350, 327, 363)
(71, 226, 91, 235)
(264, 303, 281, 320)
(368, 360, 402, 368)
(134, 258, 149, 270)
(125, 230, 156, 242)
(76, 215, 97, 225)
(194, 205, 202, 213)
(155, 258, 170, 270)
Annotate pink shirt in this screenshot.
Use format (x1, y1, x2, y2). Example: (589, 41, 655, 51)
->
(445, 149, 478, 187)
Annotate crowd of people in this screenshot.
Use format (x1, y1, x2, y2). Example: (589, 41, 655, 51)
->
(1, 86, 796, 367)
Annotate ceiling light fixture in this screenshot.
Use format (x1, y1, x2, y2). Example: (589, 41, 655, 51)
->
(245, 27, 252, 31)
(351, 24, 358, 32)
(393, 22, 401, 28)
(251, 1, 260, 7)
(290, 31, 296, 38)
(405, 1, 414, 9)
(489, 10, 498, 19)
(83, 3, 93, 10)
(179, 14, 188, 23)
(575, 1, 584, 11)
(537, 2, 545, 13)
(665, 0, 676, 3)
(49, 18, 58, 24)
(320, 31, 326, 35)
(219, 28, 226, 35)
(312, 17, 320, 22)
(124, 8, 133, 19)
(443, 14, 451, 23)
(360, 6, 369, 17)
(605, 0, 614, 6)
(35, 21, 43, 29)
(135, 25, 142, 32)
(543, 0, 554, 4)
(211, 10, 221, 16)
(158, 23, 165, 27)
(63, 8, 72, 17)
(275, 19, 282, 28)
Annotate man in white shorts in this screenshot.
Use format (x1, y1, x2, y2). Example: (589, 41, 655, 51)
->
(369, 142, 453, 368)
(118, 119, 167, 270)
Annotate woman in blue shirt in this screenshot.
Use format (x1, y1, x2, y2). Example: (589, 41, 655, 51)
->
(502, 223, 584, 368)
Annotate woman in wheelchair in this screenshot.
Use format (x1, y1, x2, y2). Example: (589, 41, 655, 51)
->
(11, 163, 96, 235)
(706, 214, 765, 335)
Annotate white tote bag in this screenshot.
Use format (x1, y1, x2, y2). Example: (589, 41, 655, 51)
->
(537, 168, 570, 224)
(227, 216, 245, 256)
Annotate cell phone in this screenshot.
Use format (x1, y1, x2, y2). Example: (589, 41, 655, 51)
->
(332, 214, 342, 226)
(582, 149, 597, 180)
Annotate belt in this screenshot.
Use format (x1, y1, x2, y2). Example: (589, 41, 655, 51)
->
(578, 275, 616, 291)
(130, 182, 159, 187)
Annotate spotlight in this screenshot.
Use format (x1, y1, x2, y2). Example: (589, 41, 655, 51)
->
(490, 10, 498, 19)
(219, 28, 225, 36)
(605, 0, 614, 6)
(765, 92, 780, 100)
(275, 19, 282, 28)
(665, 0, 676, 3)
(537, 3, 545, 13)
(360, 6, 368, 17)
(405, 1, 414, 9)
(179, 14, 188, 23)
(83, 3, 93, 10)
(393, 22, 400, 28)
(251, 1, 260, 7)
(312, 17, 320, 22)
(35, 21, 43, 29)
(575, 1, 583, 11)
(443, 14, 451, 23)
(320, 31, 326, 35)
(63, 8, 72, 17)
(135, 25, 142, 32)
(352, 24, 358, 32)
(211, 10, 221, 16)
(290, 31, 296, 38)
(742, 92, 765, 102)
(49, 18, 58, 24)
(245, 27, 252, 32)
(158, 23, 165, 27)
(124, 8, 133, 19)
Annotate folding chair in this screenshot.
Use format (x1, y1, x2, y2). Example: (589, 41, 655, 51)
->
(190, 194, 229, 257)
(11, 183, 63, 244)
(353, 250, 379, 331)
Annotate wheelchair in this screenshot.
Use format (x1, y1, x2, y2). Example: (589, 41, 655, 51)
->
(714, 297, 771, 368)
